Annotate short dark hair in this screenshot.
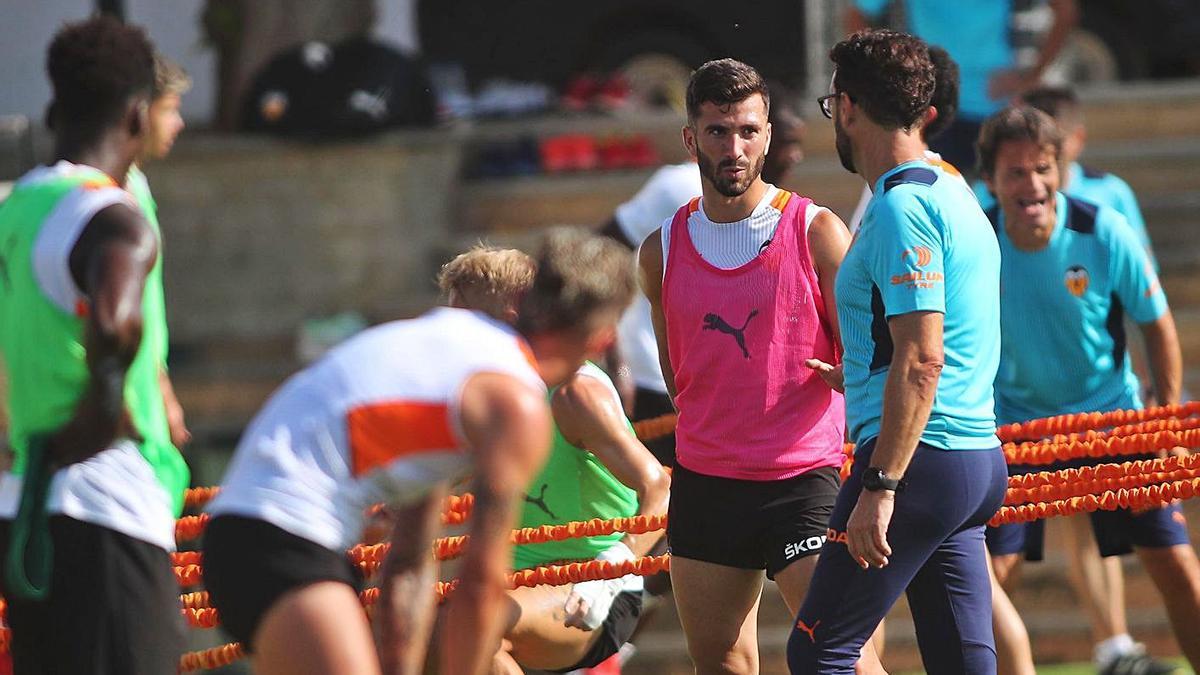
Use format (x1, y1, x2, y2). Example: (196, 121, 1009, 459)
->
(47, 16, 155, 135)
(976, 106, 1063, 178)
(925, 46, 959, 141)
(686, 58, 770, 125)
(830, 30, 935, 131)
(1021, 86, 1083, 130)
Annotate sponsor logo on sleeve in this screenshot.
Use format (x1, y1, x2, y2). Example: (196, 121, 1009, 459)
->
(892, 246, 943, 289)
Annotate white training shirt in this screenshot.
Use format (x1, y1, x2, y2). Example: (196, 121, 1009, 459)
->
(615, 163, 702, 393)
(660, 184, 828, 272)
(0, 162, 178, 551)
(207, 307, 545, 552)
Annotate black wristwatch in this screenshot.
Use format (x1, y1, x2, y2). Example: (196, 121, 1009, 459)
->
(862, 467, 902, 492)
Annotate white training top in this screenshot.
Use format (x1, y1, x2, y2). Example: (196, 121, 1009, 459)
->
(0, 162, 178, 551)
(661, 184, 828, 272)
(207, 307, 546, 552)
(615, 163, 701, 393)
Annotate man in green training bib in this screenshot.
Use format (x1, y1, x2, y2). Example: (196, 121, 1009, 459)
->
(127, 51, 192, 449)
(0, 17, 187, 674)
(433, 246, 671, 673)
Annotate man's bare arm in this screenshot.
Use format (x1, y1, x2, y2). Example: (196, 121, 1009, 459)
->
(50, 203, 157, 466)
(436, 373, 551, 675)
(871, 311, 944, 478)
(375, 484, 447, 675)
(1140, 311, 1182, 407)
(844, 311, 943, 569)
(553, 376, 670, 556)
(638, 229, 676, 402)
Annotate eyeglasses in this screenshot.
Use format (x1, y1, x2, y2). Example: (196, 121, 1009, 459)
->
(817, 93, 839, 119)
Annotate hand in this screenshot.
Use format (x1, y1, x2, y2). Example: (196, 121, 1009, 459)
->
(806, 359, 845, 393)
(165, 398, 191, 448)
(563, 541, 634, 629)
(846, 489, 895, 569)
(988, 68, 1037, 101)
(563, 577, 623, 630)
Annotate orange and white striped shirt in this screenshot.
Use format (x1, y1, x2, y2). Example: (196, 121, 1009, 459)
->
(207, 307, 544, 551)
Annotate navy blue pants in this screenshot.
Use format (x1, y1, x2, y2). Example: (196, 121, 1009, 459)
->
(788, 439, 1008, 674)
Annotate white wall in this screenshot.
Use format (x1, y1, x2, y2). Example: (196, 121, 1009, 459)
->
(0, 1, 216, 125)
(0, 0, 419, 127)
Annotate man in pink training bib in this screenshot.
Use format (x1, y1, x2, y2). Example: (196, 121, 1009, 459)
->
(639, 59, 881, 674)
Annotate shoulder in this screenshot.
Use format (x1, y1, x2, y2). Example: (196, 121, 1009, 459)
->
(550, 368, 622, 434)
(1078, 163, 1110, 181)
(82, 199, 156, 251)
(638, 225, 664, 270)
(1068, 196, 1139, 252)
(872, 180, 935, 226)
(881, 165, 940, 194)
(1064, 195, 1138, 242)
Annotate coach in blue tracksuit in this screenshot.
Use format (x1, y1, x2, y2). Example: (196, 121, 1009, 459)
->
(789, 30, 1007, 674)
(978, 105, 1200, 672)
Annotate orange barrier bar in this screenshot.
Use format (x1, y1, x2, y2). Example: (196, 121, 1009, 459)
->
(996, 402, 1200, 443)
(989, 476, 1200, 526)
(178, 642, 245, 672)
(1003, 429, 1200, 466)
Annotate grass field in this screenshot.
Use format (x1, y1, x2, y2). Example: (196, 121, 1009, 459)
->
(896, 661, 1192, 675)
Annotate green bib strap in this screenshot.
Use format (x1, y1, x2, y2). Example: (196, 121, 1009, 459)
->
(5, 436, 55, 601)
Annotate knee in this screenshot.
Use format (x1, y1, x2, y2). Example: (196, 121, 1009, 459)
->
(689, 641, 756, 675)
(991, 554, 1019, 588)
(1142, 545, 1200, 589)
(787, 627, 819, 675)
(949, 641, 998, 675)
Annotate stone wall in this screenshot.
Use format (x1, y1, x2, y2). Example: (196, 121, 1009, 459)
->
(149, 130, 464, 341)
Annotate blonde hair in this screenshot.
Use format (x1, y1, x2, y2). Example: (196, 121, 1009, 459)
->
(153, 52, 191, 99)
(437, 245, 535, 323)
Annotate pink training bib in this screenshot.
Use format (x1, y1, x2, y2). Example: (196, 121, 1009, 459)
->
(662, 191, 845, 481)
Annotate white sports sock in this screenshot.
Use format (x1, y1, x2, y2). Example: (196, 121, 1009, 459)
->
(1095, 633, 1138, 668)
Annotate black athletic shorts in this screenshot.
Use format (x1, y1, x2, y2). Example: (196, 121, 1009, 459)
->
(549, 590, 643, 673)
(0, 516, 185, 675)
(202, 514, 363, 650)
(633, 387, 676, 467)
(667, 463, 841, 579)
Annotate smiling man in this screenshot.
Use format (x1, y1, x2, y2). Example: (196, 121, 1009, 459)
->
(978, 105, 1200, 675)
(638, 58, 879, 674)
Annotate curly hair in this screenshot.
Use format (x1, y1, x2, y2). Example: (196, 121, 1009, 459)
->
(830, 30, 935, 131)
(516, 227, 637, 337)
(47, 16, 155, 134)
(686, 58, 770, 126)
(976, 106, 1063, 178)
(925, 46, 959, 141)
